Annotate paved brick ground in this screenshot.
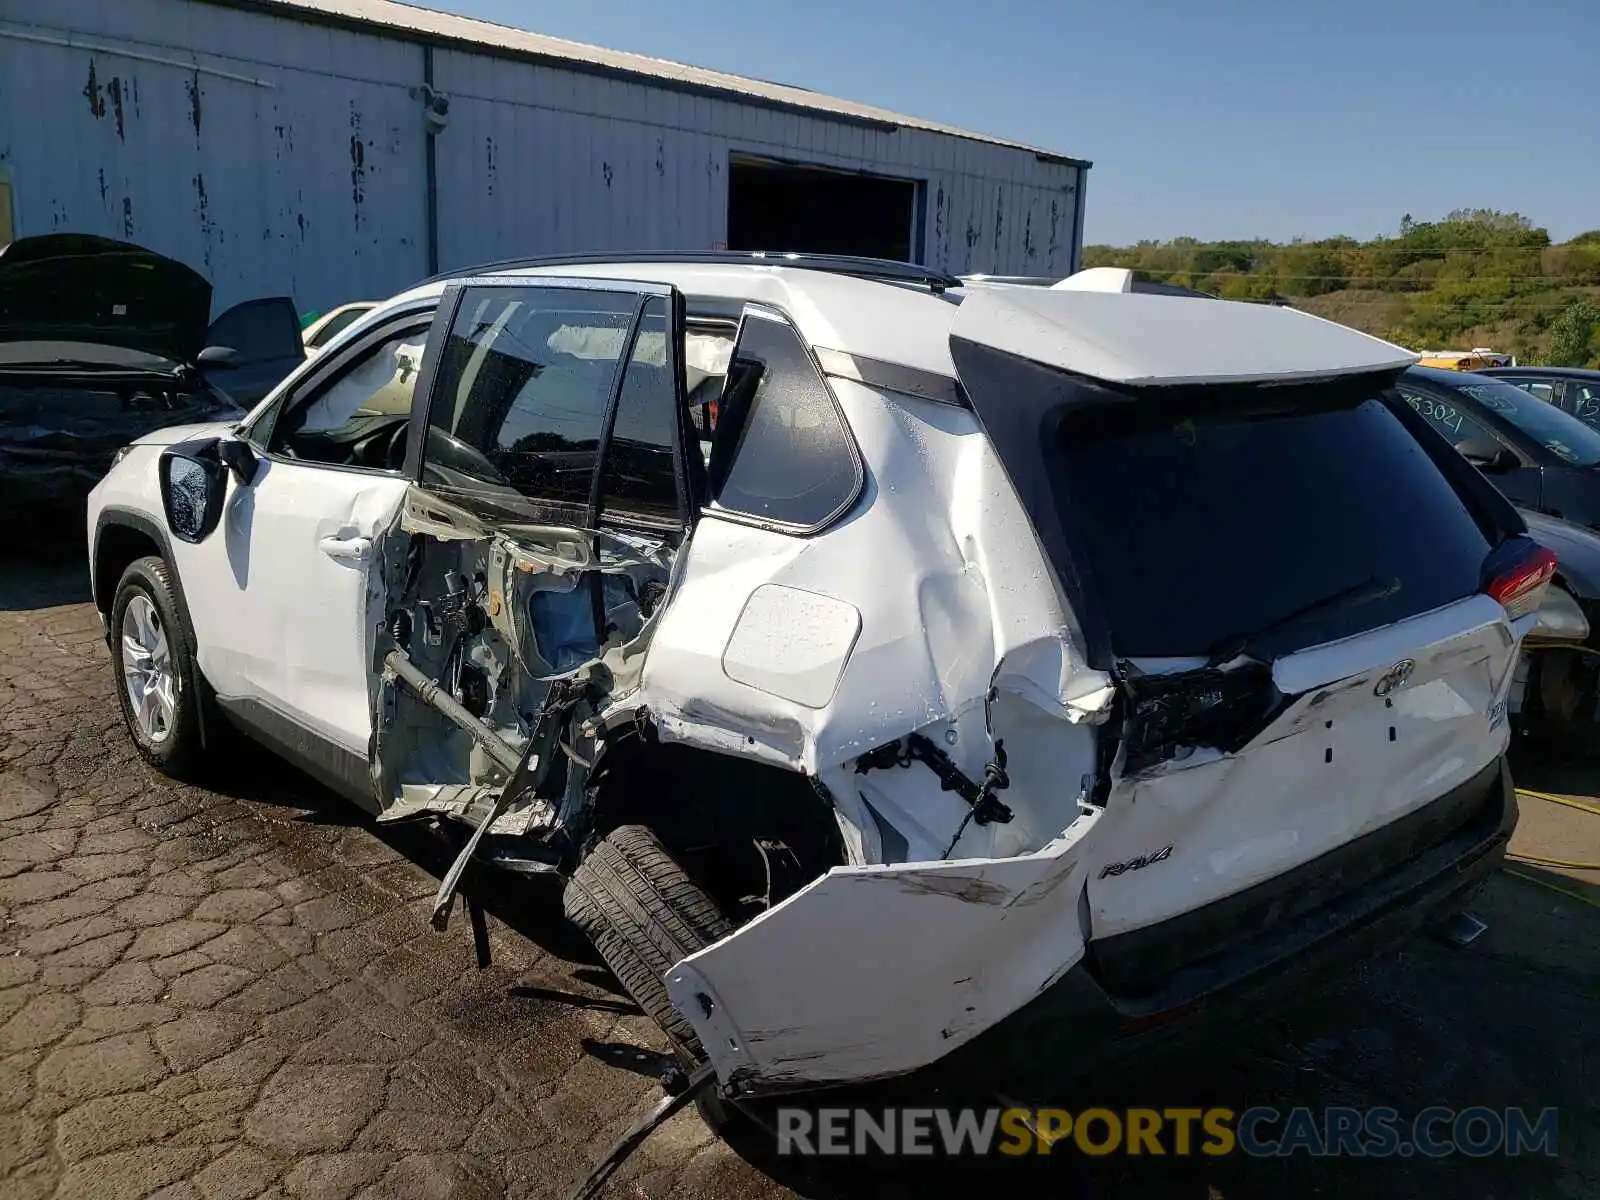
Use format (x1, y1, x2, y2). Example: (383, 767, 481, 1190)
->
(0, 559, 785, 1200)
(2, 552, 1597, 1200)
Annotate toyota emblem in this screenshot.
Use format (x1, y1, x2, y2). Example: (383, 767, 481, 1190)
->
(1374, 659, 1416, 697)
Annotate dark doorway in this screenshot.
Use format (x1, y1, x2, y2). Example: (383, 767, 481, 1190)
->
(727, 156, 918, 262)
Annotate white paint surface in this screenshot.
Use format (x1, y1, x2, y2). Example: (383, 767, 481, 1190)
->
(951, 287, 1418, 386)
(721, 585, 861, 709)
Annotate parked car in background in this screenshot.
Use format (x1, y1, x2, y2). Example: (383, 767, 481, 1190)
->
(1480, 366, 1600, 433)
(302, 301, 378, 357)
(1511, 508, 1600, 742)
(0, 234, 301, 522)
(1415, 348, 1515, 370)
(1397, 364, 1600, 530)
(87, 252, 1531, 1119)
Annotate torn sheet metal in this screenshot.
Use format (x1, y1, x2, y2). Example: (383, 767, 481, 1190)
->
(636, 379, 1108, 864)
(373, 783, 549, 836)
(665, 807, 1101, 1092)
(1087, 594, 1518, 942)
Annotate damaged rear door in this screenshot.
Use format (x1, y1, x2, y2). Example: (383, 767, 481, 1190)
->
(372, 276, 697, 841)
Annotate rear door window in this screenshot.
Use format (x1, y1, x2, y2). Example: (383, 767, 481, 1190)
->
(597, 296, 681, 522)
(1053, 396, 1493, 658)
(417, 279, 686, 528)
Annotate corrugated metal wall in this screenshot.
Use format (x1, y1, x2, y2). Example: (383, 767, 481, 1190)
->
(0, 0, 1085, 314)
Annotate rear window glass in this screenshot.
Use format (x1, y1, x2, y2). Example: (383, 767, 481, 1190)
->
(1055, 397, 1493, 658)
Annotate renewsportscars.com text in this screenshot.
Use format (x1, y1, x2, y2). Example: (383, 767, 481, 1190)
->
(775, 1106, 1559, 1159)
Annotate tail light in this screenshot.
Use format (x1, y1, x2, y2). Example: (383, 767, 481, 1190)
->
(1484, 539, 1558, 620)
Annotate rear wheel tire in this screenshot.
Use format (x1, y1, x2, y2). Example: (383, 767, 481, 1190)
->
(109, 556, 210, 779)
(563, 824, 733, 1060)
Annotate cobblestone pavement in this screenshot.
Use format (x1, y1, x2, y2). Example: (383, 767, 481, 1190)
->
(0, 557, 788, 1200)
(2, 551, 1597, 1200)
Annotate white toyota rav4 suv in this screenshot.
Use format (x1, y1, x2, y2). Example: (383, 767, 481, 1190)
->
(88, 252, 1540, 1111)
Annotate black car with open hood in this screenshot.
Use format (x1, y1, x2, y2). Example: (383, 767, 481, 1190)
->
(0, 235, 305, 522)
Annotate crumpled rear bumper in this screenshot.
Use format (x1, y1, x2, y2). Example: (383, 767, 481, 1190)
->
(686, 756, 1515, 1102)
(911, 755, 1516, 1100)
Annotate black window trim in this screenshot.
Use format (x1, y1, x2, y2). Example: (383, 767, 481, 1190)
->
(239, 300, 438, 479)
(812, 345, 967, 408)
(403, 275, 692, 535)
(697, 303, 867, 538)
(587, 290, 697, 534)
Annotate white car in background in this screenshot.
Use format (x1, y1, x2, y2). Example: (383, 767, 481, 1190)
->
(300, 300, 378, 357)
(86, 252, 1533, 1118)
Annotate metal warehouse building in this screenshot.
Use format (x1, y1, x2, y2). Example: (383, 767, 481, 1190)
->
(0, 0, 1090, 314)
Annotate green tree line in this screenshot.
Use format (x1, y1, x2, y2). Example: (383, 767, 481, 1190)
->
(1083, 210, 1600, 367)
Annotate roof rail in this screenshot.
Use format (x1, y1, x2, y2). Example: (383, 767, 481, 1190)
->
(421, 250, 963, 293)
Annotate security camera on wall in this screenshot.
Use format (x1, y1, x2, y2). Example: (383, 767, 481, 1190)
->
(419, 85, 450, 135)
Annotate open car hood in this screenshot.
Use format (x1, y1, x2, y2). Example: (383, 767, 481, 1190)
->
(0, 235, 212, 365)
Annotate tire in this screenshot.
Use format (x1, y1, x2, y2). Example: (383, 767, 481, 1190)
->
(563, 825, 734, 1060)
(109, 555, 211, 778)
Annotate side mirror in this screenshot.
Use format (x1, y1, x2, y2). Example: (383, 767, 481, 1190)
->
(197, 345, 241, 370)
(159, 440, 229, 544)
(217, 438, 259, 486)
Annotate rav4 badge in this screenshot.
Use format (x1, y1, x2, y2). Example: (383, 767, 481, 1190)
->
(1099, 845, 1174, 879)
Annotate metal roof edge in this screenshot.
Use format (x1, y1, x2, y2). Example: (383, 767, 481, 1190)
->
(191, 0, 1091, 166)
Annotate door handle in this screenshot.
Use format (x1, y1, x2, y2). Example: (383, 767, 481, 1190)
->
(318, 535, 371, 562)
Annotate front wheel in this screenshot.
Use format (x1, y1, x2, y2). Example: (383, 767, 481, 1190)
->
(109, 556, 209, 778)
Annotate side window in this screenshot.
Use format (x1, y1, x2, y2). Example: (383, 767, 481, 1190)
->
(1513, 379, 1559, 405)
(257, 324, 428, 470)
(1572, 384, 1600, 429)
(421, 285, 673, 524)
(709, 312, 861, 530)
(598, 296, 680, 522)
(1398, 385, 1495, 448)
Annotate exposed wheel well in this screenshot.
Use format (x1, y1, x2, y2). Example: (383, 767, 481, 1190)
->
(586, 731, 847, 924)
(94, 524, 163, 617)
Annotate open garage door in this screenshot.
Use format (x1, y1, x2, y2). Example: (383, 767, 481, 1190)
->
(727, 155, 918, 262)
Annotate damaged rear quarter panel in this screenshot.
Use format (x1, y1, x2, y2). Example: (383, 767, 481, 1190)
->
(638, 380, 1109, 863)
(665, 806, 1101, 1091)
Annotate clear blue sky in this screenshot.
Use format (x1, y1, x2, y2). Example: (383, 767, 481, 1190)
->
(426, 0, 1597, 246)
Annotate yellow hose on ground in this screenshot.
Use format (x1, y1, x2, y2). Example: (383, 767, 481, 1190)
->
(1506, 853, 1600, 871)
(1515, 787, 1600, 819)
(1496, 787, 1600, 905)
